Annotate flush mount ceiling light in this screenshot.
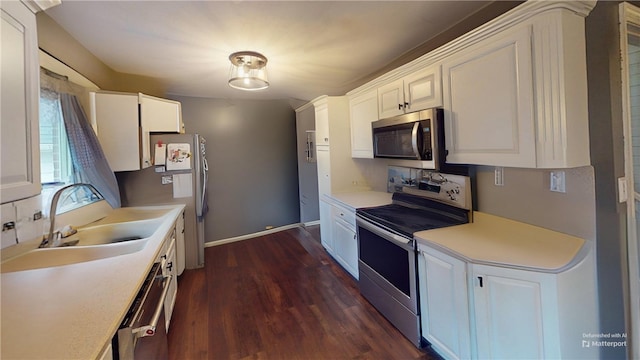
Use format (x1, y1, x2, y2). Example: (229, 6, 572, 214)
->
(228, 51, 269, 91)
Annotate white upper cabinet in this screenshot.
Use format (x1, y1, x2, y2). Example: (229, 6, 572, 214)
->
(443, 26, 536, 168)
(349, 90, 378, 158)
(90, 92, 183, 172)
(378, 65, 442, 119)
(348, 1, 594, 169)
(315, 102, 330, 146)
(531, 10, 591, 168)
(90, 92, 147, 172)
(1, 1, 41, 204)
(403, 65, 443, 113)
(139, 93, 184, 133)
(443, 5, 592, 168)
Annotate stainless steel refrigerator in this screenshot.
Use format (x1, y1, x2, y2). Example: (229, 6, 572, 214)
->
(116, 133, 208, 273)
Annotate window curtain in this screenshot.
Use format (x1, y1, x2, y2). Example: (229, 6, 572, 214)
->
(40, 68, 121, 208)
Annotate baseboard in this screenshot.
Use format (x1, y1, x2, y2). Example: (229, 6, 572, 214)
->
(303, 220, 320, 227)
(204, 223, 304, 247)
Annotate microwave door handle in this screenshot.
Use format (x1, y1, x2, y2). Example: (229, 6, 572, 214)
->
(411, 122, 421, 160)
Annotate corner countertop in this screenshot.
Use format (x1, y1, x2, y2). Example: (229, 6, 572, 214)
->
(414, 211, 589, 273)
(0, 204, 185, 360)
(326, 190, 393, 210)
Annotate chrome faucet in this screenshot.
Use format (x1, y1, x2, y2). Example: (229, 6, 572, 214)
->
(41, 183, 99, 248)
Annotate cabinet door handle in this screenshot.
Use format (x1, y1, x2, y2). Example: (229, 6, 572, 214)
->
(404, 102, 409, 109)
(398, 103, 403, 110)
(478, 276, 484, 288)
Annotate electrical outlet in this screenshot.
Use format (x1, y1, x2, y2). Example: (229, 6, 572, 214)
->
(494, 167, 504, 186)
(550, 171, 566, 193)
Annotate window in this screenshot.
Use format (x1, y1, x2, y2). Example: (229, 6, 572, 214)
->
(39, 88, 73, 186)
(39, 87, 75, 213)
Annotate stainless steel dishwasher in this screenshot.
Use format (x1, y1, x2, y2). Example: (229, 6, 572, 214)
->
(113, 262, 172, 360)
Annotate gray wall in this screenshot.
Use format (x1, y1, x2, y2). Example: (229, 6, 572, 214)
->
(585, 2, 631, 358)
(172, 96, 300, 242)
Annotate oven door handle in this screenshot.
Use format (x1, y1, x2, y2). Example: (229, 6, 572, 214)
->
(357, 217, 413, 248)
(132, 274, 172, 339)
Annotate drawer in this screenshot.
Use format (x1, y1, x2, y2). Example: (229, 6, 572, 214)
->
(331, 204, 356, 228)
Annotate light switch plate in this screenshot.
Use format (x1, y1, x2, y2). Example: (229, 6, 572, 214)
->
(550, 171, 566, 193)
(494, 167, 504, 186)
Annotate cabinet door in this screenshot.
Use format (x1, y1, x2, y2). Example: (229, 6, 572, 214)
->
(90, 92, 141, 171)
(175, 211, 185, 276)
(443, 26, 535, 167)
(316, 146, 331, 196)
(404, 65, 442, 111)
(418, 246, 471, 360)
(315, 103, 330, 146)
(472, 264, 559, 359)
(378, 79, 405, 119)
(319, 199, 333, 253)
(332, 209, 358, 279)
(349, 90, 377, 158)
(139, 94, 184, 133)
(1, 2, 41, 203)
(164, 237, 178, 331)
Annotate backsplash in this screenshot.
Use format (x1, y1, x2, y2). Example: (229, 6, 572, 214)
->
(1, 195, 44, 249)
(474, 165, 596, 240)
(354, 158, 596, 240)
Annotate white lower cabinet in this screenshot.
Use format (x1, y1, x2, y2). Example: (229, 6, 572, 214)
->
(319, 199, 333, 253)
(418, 243, 598, 360)
(163, 236, 178, 331)
(472, 264, 556, 359)
(320, 196, 359, 279)
(418, 246, 471, 360)
(331, 203, 358, 279)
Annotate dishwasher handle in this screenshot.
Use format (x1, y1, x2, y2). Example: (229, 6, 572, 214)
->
(132, 274, 172, 338)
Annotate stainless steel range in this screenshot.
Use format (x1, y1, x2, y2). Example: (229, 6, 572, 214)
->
(356, 170, 472, 348)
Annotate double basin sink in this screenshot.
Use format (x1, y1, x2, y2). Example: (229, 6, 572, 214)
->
(1, 208, 171, 273)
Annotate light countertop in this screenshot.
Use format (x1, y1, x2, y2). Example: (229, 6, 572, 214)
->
(415, 211, 589, 273)
(326, 190, 393, 210)
(0, 204, 184, 360)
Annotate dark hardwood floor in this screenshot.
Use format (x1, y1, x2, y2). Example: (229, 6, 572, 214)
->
(168, 225, 435, 359)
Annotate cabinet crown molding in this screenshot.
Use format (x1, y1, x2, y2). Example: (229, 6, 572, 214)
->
(21, 0, 61, 13)
(347, 0, 597, 97)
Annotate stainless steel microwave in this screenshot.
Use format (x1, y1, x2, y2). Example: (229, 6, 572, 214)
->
(372, 108, 444, 169)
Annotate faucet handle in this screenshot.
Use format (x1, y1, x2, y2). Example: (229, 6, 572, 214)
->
(59, 225, 77, 238)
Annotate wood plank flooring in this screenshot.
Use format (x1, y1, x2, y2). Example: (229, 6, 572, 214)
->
(168, 225, 435, 360)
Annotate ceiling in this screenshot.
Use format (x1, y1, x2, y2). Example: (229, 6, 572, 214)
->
(44, 1, 498, 101)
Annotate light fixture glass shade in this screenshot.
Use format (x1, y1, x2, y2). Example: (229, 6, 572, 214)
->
(228, 51, 269, 91)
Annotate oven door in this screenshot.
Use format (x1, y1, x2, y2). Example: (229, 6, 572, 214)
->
(357, 217, 417, 312)
(357, 216, 421, 347)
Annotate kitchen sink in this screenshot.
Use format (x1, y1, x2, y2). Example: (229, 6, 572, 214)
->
(0, 238, 149, 273)
(70, 218, 162, 246)
(88, 208, 171, 226)
(1, 218, 164, 273)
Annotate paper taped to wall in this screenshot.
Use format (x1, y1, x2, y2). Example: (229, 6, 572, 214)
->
(172, 173, 193, 198)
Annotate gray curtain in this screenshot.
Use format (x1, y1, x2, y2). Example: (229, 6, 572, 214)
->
(59, 93, 121, 208)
